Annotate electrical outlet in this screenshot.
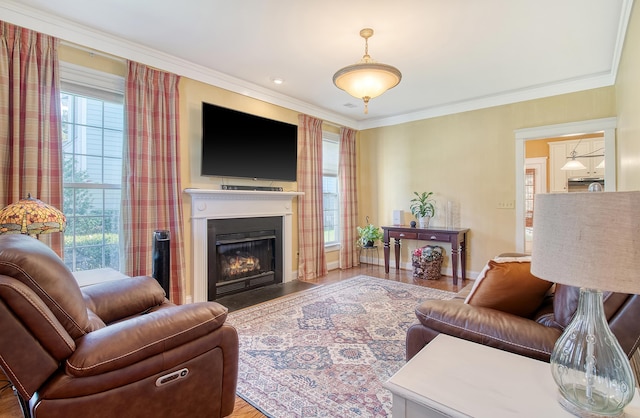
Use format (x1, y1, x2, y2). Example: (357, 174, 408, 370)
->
(497, 200, 515, 209)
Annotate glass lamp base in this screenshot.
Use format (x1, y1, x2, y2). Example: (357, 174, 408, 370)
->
(558, 390, 624, 418)
(551, 288, 635, 418)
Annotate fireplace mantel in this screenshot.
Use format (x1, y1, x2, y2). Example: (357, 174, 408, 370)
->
(184, 188, 302, 302)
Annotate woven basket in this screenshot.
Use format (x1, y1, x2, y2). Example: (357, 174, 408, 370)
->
(412, 245, 443, 280)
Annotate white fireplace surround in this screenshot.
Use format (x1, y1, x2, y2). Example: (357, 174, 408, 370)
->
(184, 188, 302, 303)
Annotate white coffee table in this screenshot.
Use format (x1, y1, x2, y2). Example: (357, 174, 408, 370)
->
(384, 334, 640, 418)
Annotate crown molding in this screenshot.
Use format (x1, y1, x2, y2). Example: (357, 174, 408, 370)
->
(358, 0, 633, 130)
(610, 0, 635, 84)
(0, 0, 359, 129)
(0, 0, 633, 131)
(360, 72, 616, 130)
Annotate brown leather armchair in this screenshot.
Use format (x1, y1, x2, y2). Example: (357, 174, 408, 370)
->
(0, 234, 238, 418)
(407, 280, 640, 364)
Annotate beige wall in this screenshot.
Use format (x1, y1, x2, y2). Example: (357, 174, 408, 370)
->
(59, 45, 126, 76)
(358, 87, 616, 276)
(178, 78, 301, 298)
(356, 0, 640, 275)
(57, 2, 640, 295)
(615, 2, 640, 191)
(358, 3, 640, 278)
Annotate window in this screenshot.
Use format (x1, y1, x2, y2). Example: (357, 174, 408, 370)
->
(323, 133, 340, 246)
(60, 63, 125, 271)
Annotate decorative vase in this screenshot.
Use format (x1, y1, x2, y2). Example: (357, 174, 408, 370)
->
(418, 216, 430, 228)
(550, 288, 635, 416)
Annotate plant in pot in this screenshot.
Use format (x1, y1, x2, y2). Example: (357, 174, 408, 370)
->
(357, 223, 384, 248)
(410, 191, 436, 228)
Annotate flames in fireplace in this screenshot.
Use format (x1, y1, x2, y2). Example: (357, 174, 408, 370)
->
(215, 233, 276, 286)
(221, 252, 261, 278)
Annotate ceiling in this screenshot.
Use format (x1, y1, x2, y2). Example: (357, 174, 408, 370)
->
(0, 0, 634, 129)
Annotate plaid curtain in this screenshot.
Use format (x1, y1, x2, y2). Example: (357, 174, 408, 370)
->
(339, 127, 359, 269)
(0, 21, 63, 255)
(123, 61, 185, 304)
(297, 114, 327, 280)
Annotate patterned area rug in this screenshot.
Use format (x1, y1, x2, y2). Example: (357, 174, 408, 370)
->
(226, 275, 457, 417)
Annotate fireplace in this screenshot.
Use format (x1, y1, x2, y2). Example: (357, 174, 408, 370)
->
(208, 217, 282, 299)
(184, 188, 302, 303)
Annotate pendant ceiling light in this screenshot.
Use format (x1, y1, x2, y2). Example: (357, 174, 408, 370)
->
(333, 28, 402, 114)
(560, 139, 605, 171)
(560, 151, 588, 171)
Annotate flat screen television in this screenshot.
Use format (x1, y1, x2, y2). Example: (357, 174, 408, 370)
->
(201, 102, 298, 182)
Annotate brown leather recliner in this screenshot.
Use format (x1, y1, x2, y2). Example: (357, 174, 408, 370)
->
(0, 234, 239, 418)
(407, 279, 640, 364)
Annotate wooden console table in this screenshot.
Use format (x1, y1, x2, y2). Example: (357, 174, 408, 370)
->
(382, 226, 469, 285)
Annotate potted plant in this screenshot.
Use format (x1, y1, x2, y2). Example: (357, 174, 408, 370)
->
(410, 191, 436, 228)
(357, 223, 384, 247)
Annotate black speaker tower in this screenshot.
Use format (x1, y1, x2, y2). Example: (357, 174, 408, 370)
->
(152, 230, 171, 298)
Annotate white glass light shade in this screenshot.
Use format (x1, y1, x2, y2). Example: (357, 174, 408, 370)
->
(561, 158, 587, 170)
(333, 28, 402, 114)
(333, 62, 401, 100)
(550, 289, 635, 417)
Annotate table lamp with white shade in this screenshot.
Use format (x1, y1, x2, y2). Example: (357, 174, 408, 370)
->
(531, 191, 640, 417)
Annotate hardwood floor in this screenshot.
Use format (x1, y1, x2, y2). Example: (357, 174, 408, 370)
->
(0, 263, 470, 418)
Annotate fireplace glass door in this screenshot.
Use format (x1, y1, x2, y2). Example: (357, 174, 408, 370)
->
(216, 233, 275, 289)
(207, 217, 282, 300)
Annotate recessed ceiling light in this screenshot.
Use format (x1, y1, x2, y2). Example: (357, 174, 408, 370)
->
(271, 77, 284, 85)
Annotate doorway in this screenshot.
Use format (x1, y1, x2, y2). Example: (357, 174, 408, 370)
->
(514, 118, 616, 253)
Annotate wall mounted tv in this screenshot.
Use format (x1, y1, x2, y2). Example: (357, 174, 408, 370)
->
(201, 102, 298, 182)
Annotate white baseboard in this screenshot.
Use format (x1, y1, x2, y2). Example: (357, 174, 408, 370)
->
(327, 260, 340, 271)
